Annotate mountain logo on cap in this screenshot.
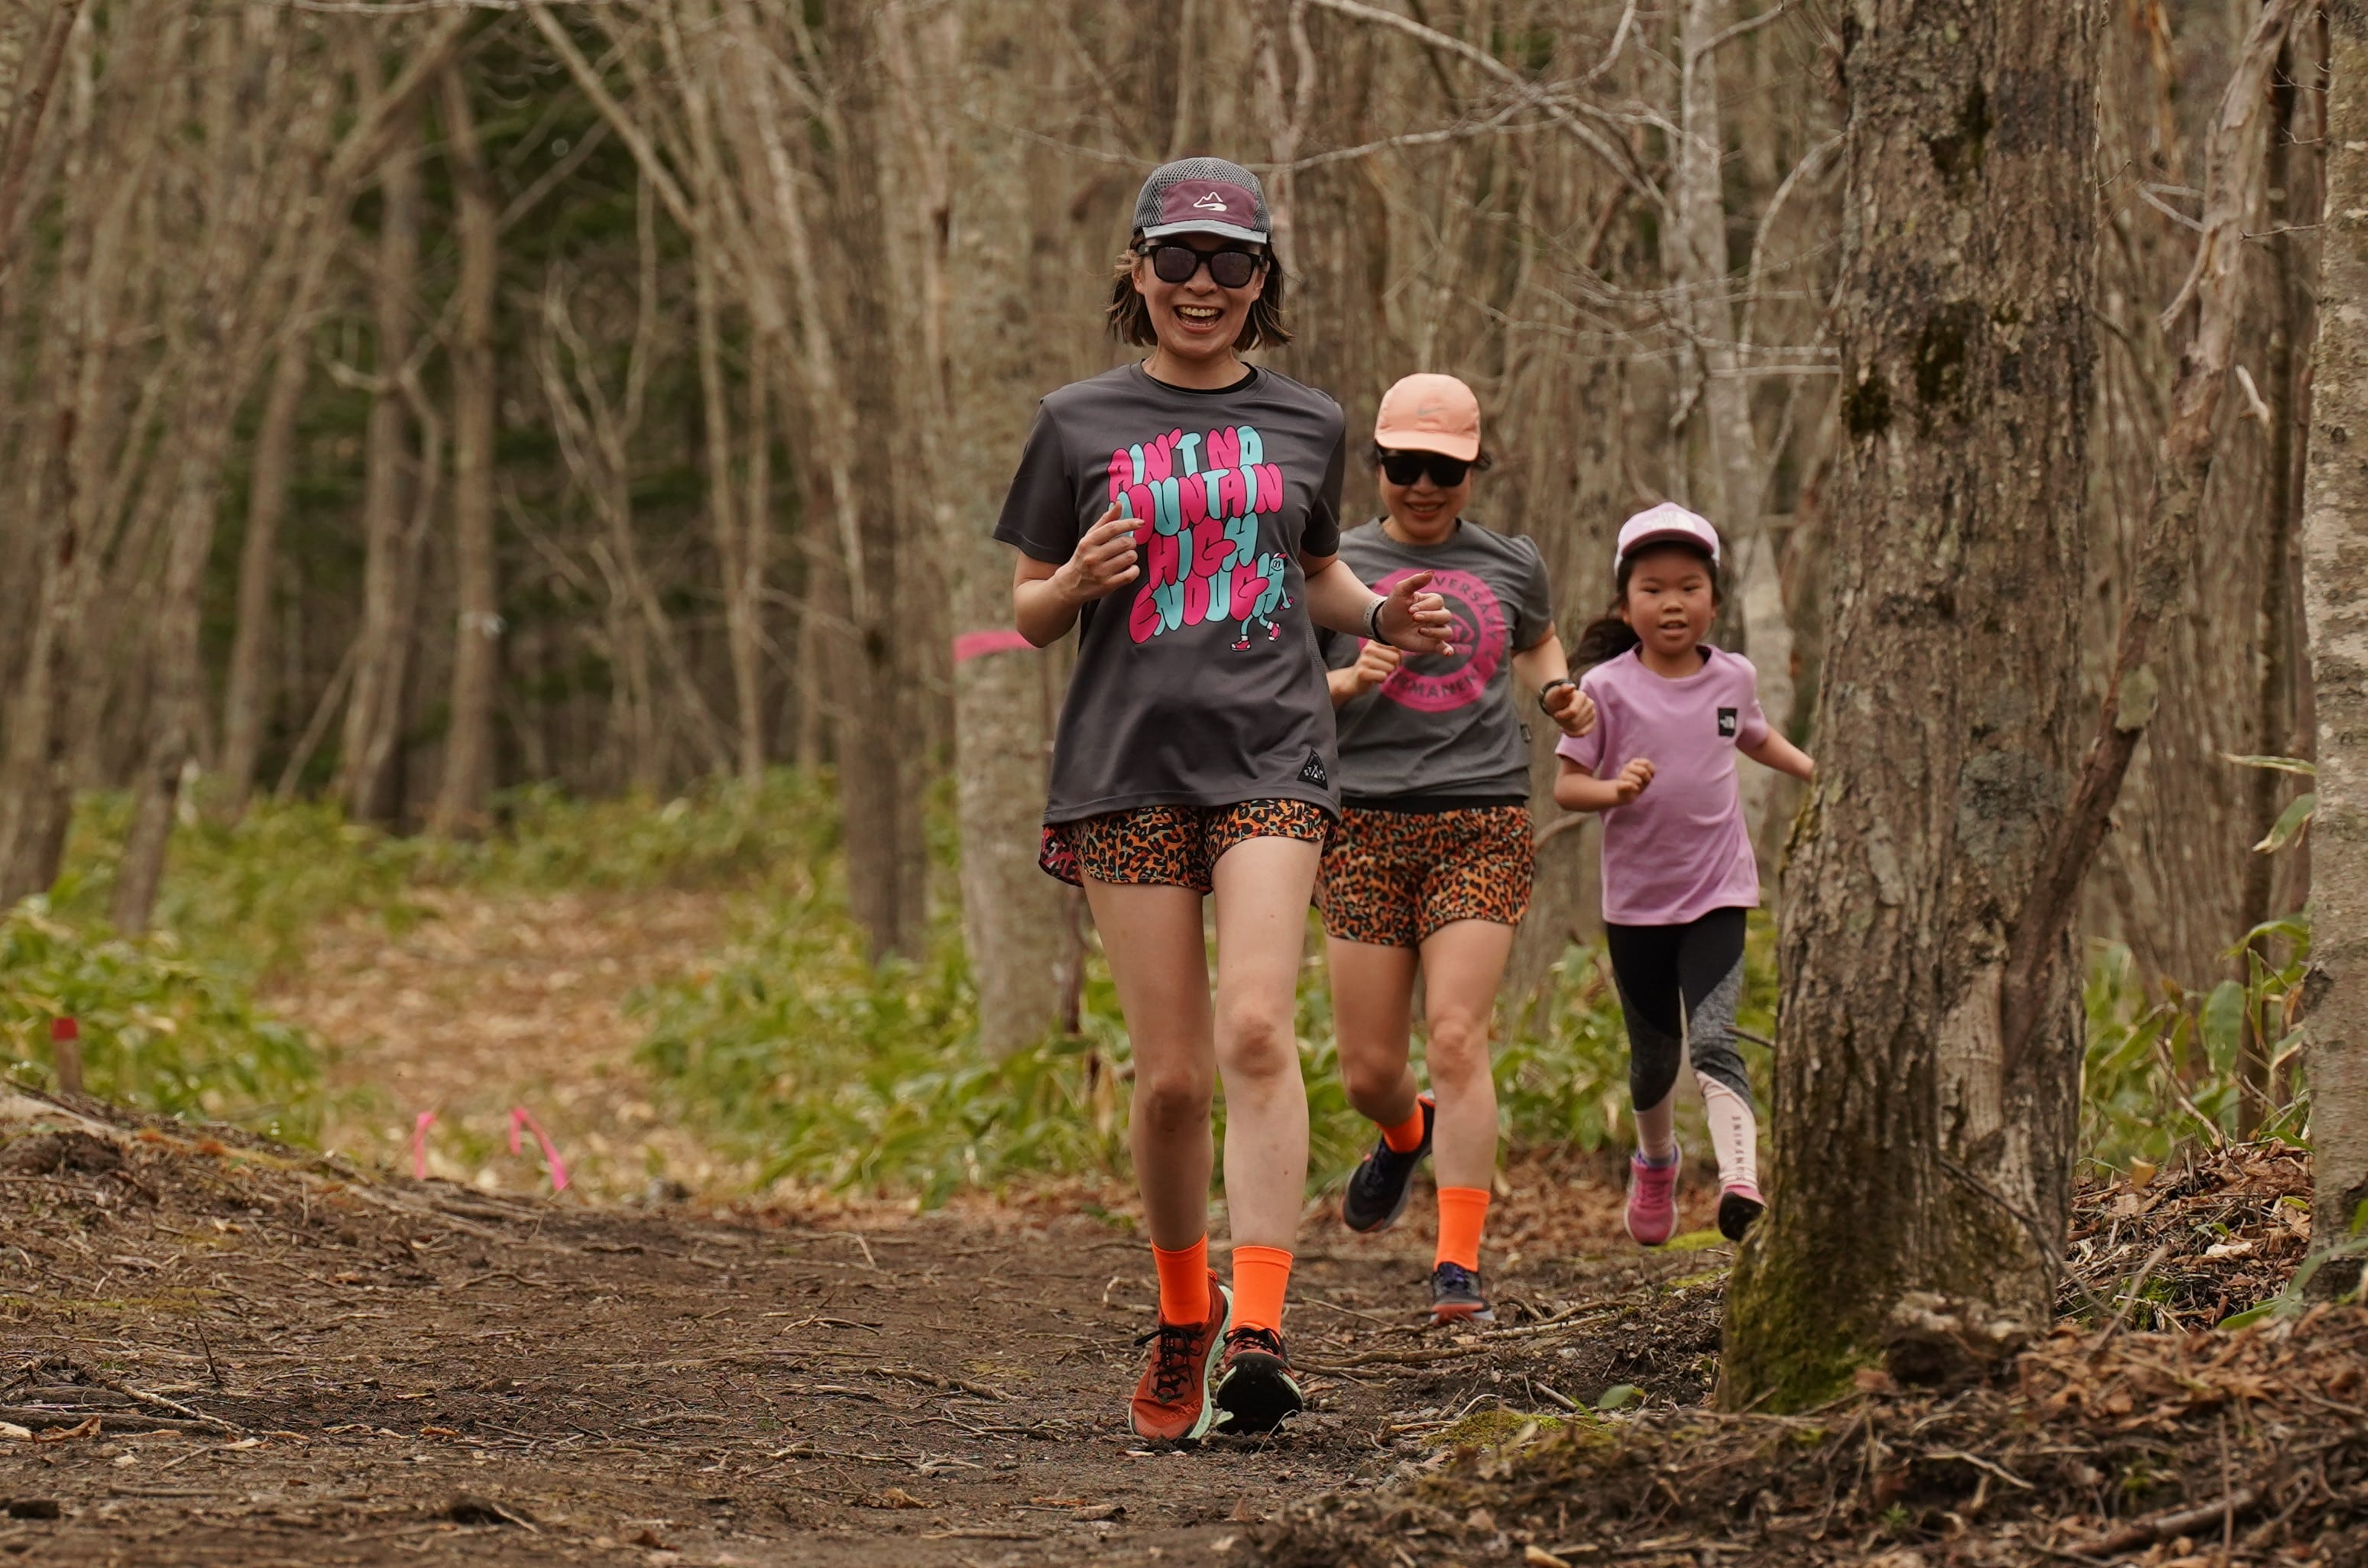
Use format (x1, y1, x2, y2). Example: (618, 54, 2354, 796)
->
(1191, 191, 1230, 212)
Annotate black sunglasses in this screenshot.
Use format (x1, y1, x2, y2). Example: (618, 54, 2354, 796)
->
(1378, 450, 1472, 488)
(1139, 243, 1265, 289)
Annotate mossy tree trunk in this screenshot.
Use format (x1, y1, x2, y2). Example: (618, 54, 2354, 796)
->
(2305, 2, 2368, 1297)
(1720, 0, 2101, 1408)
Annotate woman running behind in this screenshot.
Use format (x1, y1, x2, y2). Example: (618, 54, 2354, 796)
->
(995, 158, 1453, 1443)
(1553, 504, 1813, 1246)
(1319, 374, 1595, 1326)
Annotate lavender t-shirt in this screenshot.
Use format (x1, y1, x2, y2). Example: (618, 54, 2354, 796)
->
(1555, 646, 1769, 926)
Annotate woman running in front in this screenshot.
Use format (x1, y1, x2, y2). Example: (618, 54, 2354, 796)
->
(1320, 373, 1595, 1326)
(995, 158, 1453, 1443)
(1553, 504, 1814, 1246)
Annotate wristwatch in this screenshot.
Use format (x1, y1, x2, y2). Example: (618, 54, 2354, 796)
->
(1365, 598, 1388, 641)
(1537, 678, 1575, 713)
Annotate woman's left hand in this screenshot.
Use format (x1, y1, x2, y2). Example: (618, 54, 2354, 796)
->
(1544, 682, 1595, 738)
(1377, 570, 1454, 656)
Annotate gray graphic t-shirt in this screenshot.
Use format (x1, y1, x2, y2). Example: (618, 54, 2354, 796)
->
(995, 364, 1347, 824)
(1322, 517, 1554, 802)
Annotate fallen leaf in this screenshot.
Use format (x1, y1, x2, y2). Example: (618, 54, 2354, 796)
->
(1525, 1549, 1573, 1568)
(1212, 1537, 1237, 1555)
(420, 1426, 463, 1438)
(631, 1528, 673, 1549)
(0, 1424, 30, 1441)
(34, 1417, 99, 1443)
(1466, 1506, 1497, 1531)
(1073, 1502, 1124, 1521)
(1854, 1367, 1900, 1395)
(4, 1499, 60, 1521)
(861, 1487, 930, 1510)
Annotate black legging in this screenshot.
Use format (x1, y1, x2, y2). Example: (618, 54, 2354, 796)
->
(1603, 906, 1751, 1113)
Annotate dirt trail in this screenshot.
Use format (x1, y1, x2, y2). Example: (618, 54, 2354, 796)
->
(0, 891, 1729, 1565)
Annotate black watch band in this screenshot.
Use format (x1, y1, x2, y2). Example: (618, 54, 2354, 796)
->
(1537, 678, 1574, 713)
(1365, 598, 1387, 641)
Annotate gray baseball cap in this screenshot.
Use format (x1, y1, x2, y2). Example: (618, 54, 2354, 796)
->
(1132, 157, 1270, 246)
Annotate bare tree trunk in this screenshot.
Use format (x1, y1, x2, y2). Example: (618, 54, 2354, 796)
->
(899, 0, 1074, 1052)
(218, 334, 309, 810)
(1671, 0, 1798, 862)
(2305, 0, 2368, 1297)
(335, 108, 420, 821)
(1721, 0, 2100, 1408)
(431, 63, 500, 837)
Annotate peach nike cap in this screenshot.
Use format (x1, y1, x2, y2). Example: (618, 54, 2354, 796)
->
(1373, 373, 1482, 462)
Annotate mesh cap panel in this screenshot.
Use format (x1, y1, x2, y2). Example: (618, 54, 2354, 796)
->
(1133, 157, 1271, 245)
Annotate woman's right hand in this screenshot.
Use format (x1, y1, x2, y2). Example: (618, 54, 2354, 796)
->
(1054, 504, 1141, 604)
(1346, 639, 1403, 695)
(1613, 757, 1654, 805)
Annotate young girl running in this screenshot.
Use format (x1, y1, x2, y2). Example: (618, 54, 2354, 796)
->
(1319, 374, 1595, 1325)
(1552, 504, 1813, 1246)
(996, 158, 1453, 1443)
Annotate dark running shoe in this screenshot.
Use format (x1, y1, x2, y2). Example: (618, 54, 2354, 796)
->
(1340, 1095, 1434, 1233)
(1429, 1261, 1495, 1325)
(1717, 1181, 1766, 1242)
(1213, 1324, 1304, 1434)
(1128, 1272, 1231, 1443)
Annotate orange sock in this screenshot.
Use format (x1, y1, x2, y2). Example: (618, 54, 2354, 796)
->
(1435, 1186, 1491, 1271)
(1229, 1245, 1294, 1333)
(1152, 1237, 1210, 1325)
(1378, 1098, 1428, 1154)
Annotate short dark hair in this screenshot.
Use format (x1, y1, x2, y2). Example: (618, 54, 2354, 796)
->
(1369, 441, 1495, 472)
(1107, 238, 1292, 352)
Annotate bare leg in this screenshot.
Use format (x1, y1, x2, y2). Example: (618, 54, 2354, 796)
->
(1208, 836, 1321, 1251)
(1325, 936, 1420, 1129)
(1415, 919, 1517, 1191)
(1084, 879, 1215, 1251)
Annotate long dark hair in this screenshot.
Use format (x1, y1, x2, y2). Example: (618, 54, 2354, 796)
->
(1570, 542, 1723, 668)
(1106, 238, 1292, 352)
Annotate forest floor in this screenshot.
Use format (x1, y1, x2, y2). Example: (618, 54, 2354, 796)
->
(0, 889, 2347, 1566)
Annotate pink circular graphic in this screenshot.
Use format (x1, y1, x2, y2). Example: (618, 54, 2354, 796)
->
(1373, 566, 1507, 713)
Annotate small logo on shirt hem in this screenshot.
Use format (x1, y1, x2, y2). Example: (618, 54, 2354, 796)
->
(1297, 751, 1330, 787)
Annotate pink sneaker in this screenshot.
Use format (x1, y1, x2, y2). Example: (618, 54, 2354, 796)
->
(1626, 1146, 1681, 1246)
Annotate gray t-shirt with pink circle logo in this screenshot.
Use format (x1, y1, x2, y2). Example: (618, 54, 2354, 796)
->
(1322, 517, 1555, 802)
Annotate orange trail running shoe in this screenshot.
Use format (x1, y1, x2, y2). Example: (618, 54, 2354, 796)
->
(1129, 1271, 1232, 1444)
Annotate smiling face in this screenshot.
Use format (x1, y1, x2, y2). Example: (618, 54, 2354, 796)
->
(1620, 544, 1719, 662)
(1132, 238, 1266, 371)
(1376, 458, 1473, 545)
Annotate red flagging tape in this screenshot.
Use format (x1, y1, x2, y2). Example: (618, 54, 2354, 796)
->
(507, 1107, 570, 1194)
(50, 1017, 77, 1042)
(951, 629, 1034, 664)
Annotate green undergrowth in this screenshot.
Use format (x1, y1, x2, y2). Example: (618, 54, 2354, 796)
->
(0, 902, 318, 1140)
(8, 772, 843, 1136)
(630, 854, 1780, 1203)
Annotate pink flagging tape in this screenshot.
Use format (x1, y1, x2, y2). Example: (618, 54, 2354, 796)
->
(952, 629, 1033, 664)
(508, 1106, 571, 1194)
(411, 1112, 436, 1180)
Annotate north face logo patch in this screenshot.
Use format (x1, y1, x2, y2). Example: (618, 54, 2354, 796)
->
(1297, 750, 1330, 787)
(1717, 707, 1738, 738)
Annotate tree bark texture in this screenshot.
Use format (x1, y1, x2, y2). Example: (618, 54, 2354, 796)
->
(218, 334, 310, 811)
(335, 111, 422, 823)
(929, 0, 1074, 1055)
(1722, 0, 2100, 1408)
(430, 64, 500, 837)
(2305, 0, 2368, 1293)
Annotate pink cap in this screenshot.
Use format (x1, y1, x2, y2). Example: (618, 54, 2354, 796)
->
(1373, 373, 1482, 462)
(1615, 502, 1721, 570)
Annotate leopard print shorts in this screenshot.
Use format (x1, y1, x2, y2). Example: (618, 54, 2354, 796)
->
(1317, 805, 1534, 948)
(1041, 799, 1333, 893)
